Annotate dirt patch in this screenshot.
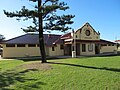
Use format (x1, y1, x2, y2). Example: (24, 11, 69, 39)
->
(16, 62, 52, 71)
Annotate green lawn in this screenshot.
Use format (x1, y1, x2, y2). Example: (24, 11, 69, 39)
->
(0, 56, 120, 90)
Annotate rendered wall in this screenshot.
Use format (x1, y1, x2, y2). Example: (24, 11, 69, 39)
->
(49, 44, 64, 56)
(75, 24, 100, 40)
(2, 44, 49, 58)
(100, 46, 117, 53)
(80, 43, 95, 55)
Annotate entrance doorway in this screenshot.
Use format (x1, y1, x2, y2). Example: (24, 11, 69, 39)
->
(95, 44, 100, 54)
(76, 43, 80, 56)
(64, 44, 72, 56)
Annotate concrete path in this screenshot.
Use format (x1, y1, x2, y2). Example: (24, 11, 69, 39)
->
(0, 52, 119, 61)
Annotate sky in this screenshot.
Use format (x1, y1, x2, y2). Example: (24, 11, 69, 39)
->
(0, 0, 120, 41)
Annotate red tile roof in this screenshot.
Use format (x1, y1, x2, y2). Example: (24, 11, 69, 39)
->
(61, 32, 72, 39)
(115, 40, 120, 42)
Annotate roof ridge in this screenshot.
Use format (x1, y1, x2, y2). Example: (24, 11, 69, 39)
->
(75, 22, 100, 35)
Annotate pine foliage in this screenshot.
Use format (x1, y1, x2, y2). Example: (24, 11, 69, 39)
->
(4, 0, 75, 32)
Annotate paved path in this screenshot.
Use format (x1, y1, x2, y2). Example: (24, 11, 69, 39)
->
(0, 52, 119, 61)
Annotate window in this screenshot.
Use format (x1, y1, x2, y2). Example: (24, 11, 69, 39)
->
(60, 44, 64, 49)
(82, 44, 86, 52)
(85, 30, 90, 36)
(52, 47, 55, 51)
(28, 44, 36, 47)
(112, 44, 115, 46)
(76, 35, 78, 38)
(6, 44, 15, 47)
(37, 44, 39, 47)
(101, 44, 107, 46)
(88, 44, 93, 52)
(17, 44, 25, 47)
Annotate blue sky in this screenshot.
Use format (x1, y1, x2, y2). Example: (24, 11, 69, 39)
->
(0, 0, 120, 41)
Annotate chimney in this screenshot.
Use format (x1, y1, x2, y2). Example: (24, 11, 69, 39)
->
(98, 31, 100, 35)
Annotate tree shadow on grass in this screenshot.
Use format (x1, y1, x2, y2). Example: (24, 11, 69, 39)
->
(48, 62, 120, 72)
(17, 56, 62, 62)
(0, 69, 46, 90)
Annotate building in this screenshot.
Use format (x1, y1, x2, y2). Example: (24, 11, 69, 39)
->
(0, 23, 117, 58)
(0, 45, 2, 55)
(115, 40, 120, 51)
(62, 23, 117, 56)
(0, 34, 64, 58)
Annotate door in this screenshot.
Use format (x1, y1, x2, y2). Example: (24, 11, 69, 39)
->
(64, 44, 72, 56)
(76, 43, 80, 56)
(95, 44, 100, 54)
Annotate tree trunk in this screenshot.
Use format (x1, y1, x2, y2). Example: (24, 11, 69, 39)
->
(38, 0, 47, 63)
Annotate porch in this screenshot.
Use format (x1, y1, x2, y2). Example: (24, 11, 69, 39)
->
(63, 42, 100, 56)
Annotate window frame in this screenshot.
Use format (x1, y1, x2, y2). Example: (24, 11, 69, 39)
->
(60, 44, 64, 50)
(6, 44, 15, 47)
(17, 44, 25, 47)
(52, 47, 55, 51)
(88, 43, 93, 52)
(85, 30, 90, 36)
(28, 44, 36, 47)
(82, 44, 86, 52)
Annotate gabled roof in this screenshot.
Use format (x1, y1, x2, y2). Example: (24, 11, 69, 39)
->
(75, 22, 100, 35)
(2, 34, 63, 46)
(61, 22, 100, 40)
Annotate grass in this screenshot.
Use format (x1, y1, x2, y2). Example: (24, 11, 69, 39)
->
(0, 56, 120, 90)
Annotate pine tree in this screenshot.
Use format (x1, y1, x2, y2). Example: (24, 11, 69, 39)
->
(0, 34, 5, 42)
(4, 0, 75, 63)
